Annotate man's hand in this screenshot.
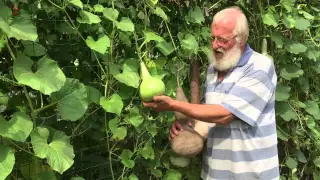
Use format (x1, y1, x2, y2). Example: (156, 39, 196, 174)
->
(169, 120, 193, 140)
(142, 95, 175, 112)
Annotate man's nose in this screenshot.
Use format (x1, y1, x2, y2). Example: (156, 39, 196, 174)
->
(212, 39, 219, 49)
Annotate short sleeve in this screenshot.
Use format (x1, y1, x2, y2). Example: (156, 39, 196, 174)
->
(221, 70, 275, 127)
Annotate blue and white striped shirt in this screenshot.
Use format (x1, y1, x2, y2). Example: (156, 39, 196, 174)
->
(200, 44, 280, 180)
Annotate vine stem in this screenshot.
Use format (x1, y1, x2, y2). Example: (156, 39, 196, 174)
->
(5, 36, 16, 60)
(164, 21, 177, 51)
(7, 139, 34, 156)
(23, 86, 36, 126)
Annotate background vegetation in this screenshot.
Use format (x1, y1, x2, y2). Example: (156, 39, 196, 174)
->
(0, 0, 319, 179)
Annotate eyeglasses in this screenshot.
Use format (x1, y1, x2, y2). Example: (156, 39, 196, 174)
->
(210, 35, 236, 44)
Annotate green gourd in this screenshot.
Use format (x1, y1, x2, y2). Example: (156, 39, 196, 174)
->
(139, 61, 165, 102)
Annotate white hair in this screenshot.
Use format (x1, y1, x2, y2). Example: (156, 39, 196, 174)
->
(212, 6, 249, 44)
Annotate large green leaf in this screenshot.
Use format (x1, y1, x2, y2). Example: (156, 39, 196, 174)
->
(275, 84, 291, 101)
(100, 94, 123, 116)
(30, 127, 75, 174)
(294, 17, 310, 30)
(108, 118, 127, 140)
(276, 102, 297, 121)
(286, 157, 298, 169)
(115, 17, 135, 32)
(0, 112, 33, 142)
(304, 100, 320, 118)
(140, 142, 155, 160)
(0, 11, 38, 41)
(262, 8, 279, 27)
(22, 41, 47, 57)
(85, 35, 110, 54)
(51, 78, 89, 121)
(187, 6, 204, 24)
(144, 31, 164, 43)
(153, 7, 168, 21)
(314, 157, 320, 168)
(120, 149, 135, 168)
(68, 0, 83, 9)
(280, 0, 295, 12)
(13, 54, 66, 95)
(77, 10, 101, 24)
(156, 41, 174, 56)
(113, 59, 140, 88)
(286, 42, 307, 54)
(0, 145, 15, 180)
(103, 8, 119, 22)
(280, 65, 304, 80)
(181, 34, 198, 53)
(282, 15, 296, 29)
(164, 169, 182, 180)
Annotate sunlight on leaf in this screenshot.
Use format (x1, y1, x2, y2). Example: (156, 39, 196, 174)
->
(0, 112, 33, 142)
(86, 35, 110, 54)
(13, 54, 66, 95)
(30, 127, 75, 174)
(0, 145, 15, 180)
(115, 17, 135, 32)
(100, 94, 123, 116)
(77, 10, 101, 24)
(103, 8, 119, 22)
(68, 0, 83, 9)
(275, 84, 291, 101)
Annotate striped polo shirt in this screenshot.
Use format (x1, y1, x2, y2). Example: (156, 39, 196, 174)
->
(200, 44, 280, 180)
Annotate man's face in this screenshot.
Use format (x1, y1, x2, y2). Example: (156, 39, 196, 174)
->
(210, 21, 242, 71)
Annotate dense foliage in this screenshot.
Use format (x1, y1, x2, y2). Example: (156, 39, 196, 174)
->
(0, 0, 319, 179)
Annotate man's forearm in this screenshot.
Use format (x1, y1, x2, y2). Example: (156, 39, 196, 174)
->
(171, 100, 235, 124)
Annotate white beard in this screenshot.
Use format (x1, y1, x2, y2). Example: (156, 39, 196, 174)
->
(209, 44, 242, 72)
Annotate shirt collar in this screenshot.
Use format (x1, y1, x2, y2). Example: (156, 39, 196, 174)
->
(236, 44, 253, 67)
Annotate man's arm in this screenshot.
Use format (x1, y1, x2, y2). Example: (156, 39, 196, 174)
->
(171, 100, 236, 125)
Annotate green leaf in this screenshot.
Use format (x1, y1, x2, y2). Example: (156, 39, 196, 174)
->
(282, 15, 296, 29)
(30, 127, 75, 174)
(146, 0, 158, 6)
(103, 8, 119, 22)
(154, 7, 168, 21)
(280, 65, 304, 80)
(86, 86, 102, 104)
(286, 42, 307, 54)
(86, 35, 110, 54)
(115, 17, 135, 32)
(275, 84, 291, 101)
(23, 41, 47, 57)
(262, 8, 279, 27)
(294, 17, 310, 30)
(188, 6, 205, 24)
(100, 94, 123, 116)
(77, 10, 101, 24)
(276, 102, 297, 121)
(0, 145, 15, 180)
(304, 100, 320, 117)
(277, 128, 289, 141)
(296, 150, 307, 163)
(113, 59, 140, 88)
(286, 157, 298, 169)
(0, 92, 8, 105)
(299, 10, 314, 20)
(108, 118, 127, 140)
(128, 174, 139, 180)
(13, 54, 66, 95)
(181, 34, 198, 53)
(127, 115, 144, 127)
(164, 169, 182, 180)
(93, 4, 104, 12)
(156, 41, 174, 56)
(120, 149, 135, 168)
(151, 169, 163, 177)
(0, 11, 38, 41)
(51, 78, 88, 121)
(68, 0, 83, 9)
(314, 157, 320, 168)
(140, 142, 155, 160)
(0, 112, 33, 142)
(271, 33, 283, 48)
(280, 0, 295, 12)
(144, 31, 164, 43)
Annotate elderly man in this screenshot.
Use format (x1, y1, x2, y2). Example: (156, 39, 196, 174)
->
(143, 6, 279, 180)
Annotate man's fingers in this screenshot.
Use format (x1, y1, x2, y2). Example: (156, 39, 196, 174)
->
(174, 120, 184, 132)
